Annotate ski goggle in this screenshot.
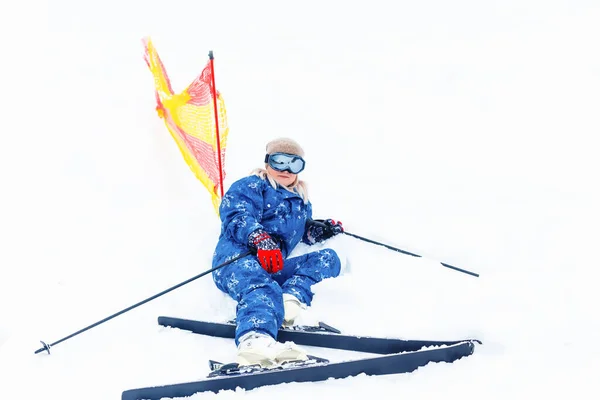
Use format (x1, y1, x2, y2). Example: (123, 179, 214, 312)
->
(264, 152, 306, 174)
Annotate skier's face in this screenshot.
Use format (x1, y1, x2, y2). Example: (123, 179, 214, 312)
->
(266, 165, 297, 187)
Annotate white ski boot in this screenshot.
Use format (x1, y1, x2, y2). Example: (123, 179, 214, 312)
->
(236, 331, 307, 367)
(282, 293, 307, 327)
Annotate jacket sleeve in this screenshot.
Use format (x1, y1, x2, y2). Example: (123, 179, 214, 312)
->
(219, 176, 265, 246)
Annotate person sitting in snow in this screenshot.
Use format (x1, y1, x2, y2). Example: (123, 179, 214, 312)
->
(211, 137, 344, 367)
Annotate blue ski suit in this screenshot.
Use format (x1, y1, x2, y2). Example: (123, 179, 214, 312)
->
(212, 175, 341, 344)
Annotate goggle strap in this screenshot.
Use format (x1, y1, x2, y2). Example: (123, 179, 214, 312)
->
(264, 154, 270, 163)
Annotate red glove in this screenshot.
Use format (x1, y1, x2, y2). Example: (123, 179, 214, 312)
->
(248, 230, 284, 273)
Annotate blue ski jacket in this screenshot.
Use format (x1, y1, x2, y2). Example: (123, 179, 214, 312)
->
(212, 174, 312, 265)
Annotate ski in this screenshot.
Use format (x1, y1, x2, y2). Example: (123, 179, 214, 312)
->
(157, 316, 481, 354)
(121, 316, 481, 399)
(121, 341, 476, 399)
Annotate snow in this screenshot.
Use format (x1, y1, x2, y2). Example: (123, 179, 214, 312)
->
(1, 0, 600, 398)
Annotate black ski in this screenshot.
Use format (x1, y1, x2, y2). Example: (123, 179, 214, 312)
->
(157, 316, 480, 354)
(120, 316, 481, 399)
(122, 341, 475, 399)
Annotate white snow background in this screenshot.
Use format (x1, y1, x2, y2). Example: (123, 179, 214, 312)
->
(1, 1, 599, 399)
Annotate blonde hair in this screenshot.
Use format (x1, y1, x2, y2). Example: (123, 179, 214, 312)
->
(250, 168, 309, 203)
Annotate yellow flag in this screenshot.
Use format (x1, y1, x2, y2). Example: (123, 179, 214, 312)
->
(143, 37, 228, 214)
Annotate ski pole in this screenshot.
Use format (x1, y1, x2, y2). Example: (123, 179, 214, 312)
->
(343, 231, 479, 277)
(34, 251, 252, 355)
(312, 221, 479, 278)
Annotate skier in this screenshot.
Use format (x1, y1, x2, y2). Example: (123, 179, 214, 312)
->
(212, 137, 344, 367)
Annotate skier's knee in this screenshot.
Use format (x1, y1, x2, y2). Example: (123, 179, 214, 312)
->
(321, 249, 341, 278)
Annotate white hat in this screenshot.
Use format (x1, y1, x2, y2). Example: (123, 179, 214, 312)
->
(265, 137, 305, 158)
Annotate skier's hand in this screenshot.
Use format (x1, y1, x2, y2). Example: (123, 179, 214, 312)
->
(248, 229, 284, 273)
(323, 219, 344, 235)
(306, 219, 344, 244)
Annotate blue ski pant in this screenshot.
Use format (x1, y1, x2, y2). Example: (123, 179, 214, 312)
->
(212, 249, 341, 344)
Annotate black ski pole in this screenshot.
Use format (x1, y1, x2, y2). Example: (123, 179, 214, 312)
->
(311, 220, 479, 277)
(343, 231, 479, 277)
(34, 251, 252, 355)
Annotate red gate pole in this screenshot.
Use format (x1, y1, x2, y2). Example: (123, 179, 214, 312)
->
(208, 50, 224, 199)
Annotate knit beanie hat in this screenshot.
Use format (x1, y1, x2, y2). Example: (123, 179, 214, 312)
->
(265, 137, 305, 158)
